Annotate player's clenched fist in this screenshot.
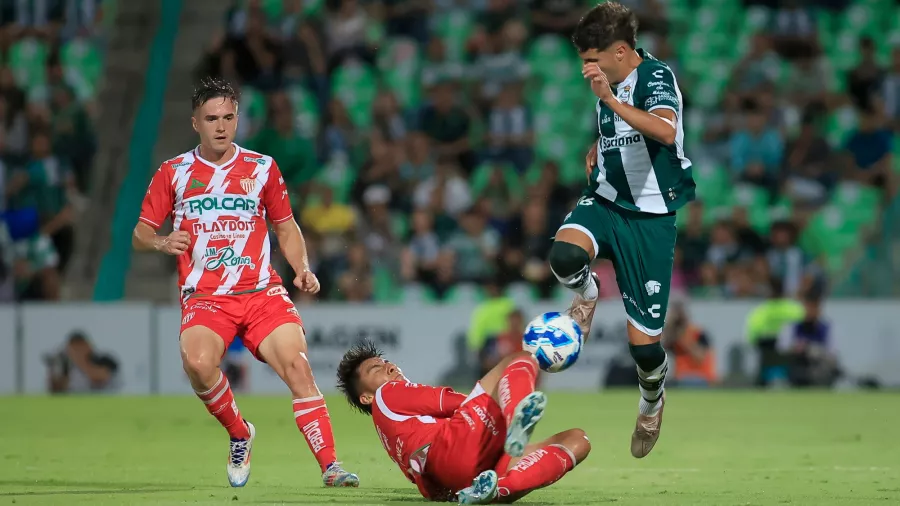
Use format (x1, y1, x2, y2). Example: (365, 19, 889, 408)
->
(294, 270, 321, 294)
(154, 231, 190, 255)
(582, 63, 613, 102)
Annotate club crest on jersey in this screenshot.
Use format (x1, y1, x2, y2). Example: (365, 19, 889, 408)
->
(619, 85, 631, 101)
(240, 177, 257, 194)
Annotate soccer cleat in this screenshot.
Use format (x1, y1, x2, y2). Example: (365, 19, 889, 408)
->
(227, 421, 255, 487)
(457, 469, 499, 505)
(631, 394, 665, 458)
(504, 391, 547, 458)
(567, 272, 600, 340)
(322, 462, 360, 487)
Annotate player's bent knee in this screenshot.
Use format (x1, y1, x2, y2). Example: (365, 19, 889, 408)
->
(180, 352, 219, 382)
(548, 241, 591, 280)
(563, 428, 592, 463)
(507, 351, 538, 367)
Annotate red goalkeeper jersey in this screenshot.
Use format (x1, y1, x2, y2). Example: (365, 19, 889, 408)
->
(371, 380, 468, 499)
(139, 144, 293, 300)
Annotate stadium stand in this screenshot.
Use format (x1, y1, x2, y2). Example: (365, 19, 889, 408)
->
(179, 0, 900, 303)
(0, 0, 112, 301)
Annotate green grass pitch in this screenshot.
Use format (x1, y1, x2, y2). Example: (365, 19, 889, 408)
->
(2, 392, 899, 505)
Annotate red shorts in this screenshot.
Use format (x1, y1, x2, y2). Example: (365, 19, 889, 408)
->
(180, 285, 303, 359)
(425, 383, 507, 492)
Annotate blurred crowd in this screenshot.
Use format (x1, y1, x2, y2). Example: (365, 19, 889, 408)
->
(200, 0, 900, 303)
(0, 0, 104, 301)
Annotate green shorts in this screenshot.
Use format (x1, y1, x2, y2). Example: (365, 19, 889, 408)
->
(558, 194, 676, 336)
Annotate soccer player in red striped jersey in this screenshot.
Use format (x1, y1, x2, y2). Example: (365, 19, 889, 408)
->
(337, 341, 591, 504)
(132, 77, 359, 488)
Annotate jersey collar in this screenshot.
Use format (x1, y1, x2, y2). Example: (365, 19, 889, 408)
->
(194, 143, 241, 171)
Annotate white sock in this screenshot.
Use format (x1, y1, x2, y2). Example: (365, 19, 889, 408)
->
(638, 392, 663, 416)
(580, 274, 599, 301)
(552, 263, 598, 302)
(637, 355, 667, 416)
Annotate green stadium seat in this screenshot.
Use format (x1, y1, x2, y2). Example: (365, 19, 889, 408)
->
(470, 162, 524, 197)
(692, 162, 731, 207)
(313, 152, 357, 203)
(743, 6, 771, 33)
(330, 62, 377, 128)
(60, 38, 103, 102)
(9, 37, 49, 97)
(841, 4, 881, 35)
(285, 84, 320, 139)
(824, 107, 858, 147)
(433, 9, 474, 62)
(373, 267, 400, 303)
(831, 181, 880, 226)
(377, 38, 422, 109)
(261, 0, 283, 22)
(801, 206, 861, 268)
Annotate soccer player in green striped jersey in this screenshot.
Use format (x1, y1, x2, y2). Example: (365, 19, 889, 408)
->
(549, 2, 696, 459)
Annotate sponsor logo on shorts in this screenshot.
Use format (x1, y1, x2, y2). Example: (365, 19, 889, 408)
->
(459, 410, 476, 430)
(469, 404, 500, 436)
(191, 300, 220, 313)
(267, 286, 287, 297)
(622, 291, 646, 317)
(287, 307, 300, 317)
(301, 420, 326, 454)
(204, 246, 256, 271)
(182, 312, 195, 325)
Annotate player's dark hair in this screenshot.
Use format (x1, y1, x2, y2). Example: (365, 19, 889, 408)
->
(191, 76, 239, 112)
(336, 340, 383, 415)
(572, 2, 638, 53)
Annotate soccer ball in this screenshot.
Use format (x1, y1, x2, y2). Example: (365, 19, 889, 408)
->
(522, 312, 583, 373)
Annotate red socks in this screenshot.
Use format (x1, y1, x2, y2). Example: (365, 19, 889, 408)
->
(497, 444, 576, 500)
(293, 396, 337, 473)
(498, 357, 539, 426)
(195, 372, 250, 440)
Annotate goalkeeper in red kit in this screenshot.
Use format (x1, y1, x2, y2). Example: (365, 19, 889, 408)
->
(337, 341, 591, 504)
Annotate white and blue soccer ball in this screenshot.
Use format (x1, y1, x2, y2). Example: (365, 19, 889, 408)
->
(522, 312, 583, 373)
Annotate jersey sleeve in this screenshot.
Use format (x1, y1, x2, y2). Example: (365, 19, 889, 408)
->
(139, 164, 174, 229)
(262, 160, 294, 224)
(639, 65, 680, 114)
(378, 381, 467, 417)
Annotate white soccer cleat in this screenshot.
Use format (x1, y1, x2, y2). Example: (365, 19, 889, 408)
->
(457, 469, 499, 505)
(504, 391, 547, 458)
(322, 461, 360, 487)
(227, 421, 255, 487)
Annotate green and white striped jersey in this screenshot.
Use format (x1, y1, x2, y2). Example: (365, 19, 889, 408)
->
(589, 49, 695, 215)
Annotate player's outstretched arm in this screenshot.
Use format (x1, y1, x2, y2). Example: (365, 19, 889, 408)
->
(273, 219, 320, 294)
(132, 222, 190, 255)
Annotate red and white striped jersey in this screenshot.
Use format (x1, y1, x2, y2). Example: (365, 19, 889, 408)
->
(139, 144, 293, 299)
